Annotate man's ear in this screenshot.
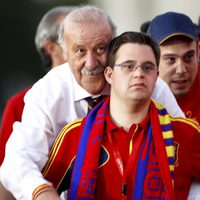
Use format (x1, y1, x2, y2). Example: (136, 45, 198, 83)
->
(104, 66, 113, 84)
(43, 40, 55, 55)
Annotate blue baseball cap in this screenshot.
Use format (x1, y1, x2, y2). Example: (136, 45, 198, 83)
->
(147, 12, 198, 44)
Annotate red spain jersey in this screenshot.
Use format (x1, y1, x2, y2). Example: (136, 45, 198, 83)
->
(43, 108, 200, 200)
(177, 68, 200, 124)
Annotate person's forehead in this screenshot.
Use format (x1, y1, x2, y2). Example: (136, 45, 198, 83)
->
(116, 43, 156, 61)
(160, 39, 197, 54)
(161, 35, 196, 46)
(65, 18, 112, 34)
(64, 22, 112, 47)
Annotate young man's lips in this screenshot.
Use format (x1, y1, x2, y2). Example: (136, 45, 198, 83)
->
(172, 79, 188, 84)
(130, 83, 146, 88)
(172, 79, 189, 88)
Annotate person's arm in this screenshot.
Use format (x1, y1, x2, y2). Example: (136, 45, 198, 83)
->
(191, 128, 200, 180)
(187, 127, 200, 199)
(0, 182, 15, 200)
(32, 184, 61, 200)
(0, 77, 58, 200)
(35, 190, 61, 200)
(152, 77, 185, 117)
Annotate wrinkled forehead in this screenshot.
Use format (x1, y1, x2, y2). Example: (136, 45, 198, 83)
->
(63, 21, 113, 48)
(65, 18, 112, 35)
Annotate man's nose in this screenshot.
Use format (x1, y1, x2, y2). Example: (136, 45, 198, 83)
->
(84, 52, 98, 70)
(132, 65, 145, 77)
(175, 60, 187, 74)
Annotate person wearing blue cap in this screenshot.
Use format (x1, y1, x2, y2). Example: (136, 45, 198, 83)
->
(147, 11, 200, 200)
(147, 11, 200, 123)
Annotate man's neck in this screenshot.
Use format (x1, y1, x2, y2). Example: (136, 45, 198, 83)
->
(109, 97, 150, 132)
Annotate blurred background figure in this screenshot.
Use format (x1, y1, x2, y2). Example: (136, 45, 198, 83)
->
(0, 6, 75, 199)
(35, 6, 73, 72)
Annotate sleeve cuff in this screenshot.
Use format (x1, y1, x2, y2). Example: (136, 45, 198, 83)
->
(32, 183, 53, 200)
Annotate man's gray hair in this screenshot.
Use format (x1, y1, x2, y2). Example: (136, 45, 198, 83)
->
(35, 6, 75, 51)
(34, 6, 76, 70)
(58, 5, 117, 52)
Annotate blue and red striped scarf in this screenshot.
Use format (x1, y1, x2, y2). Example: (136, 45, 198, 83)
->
(68, 98, 175, 200)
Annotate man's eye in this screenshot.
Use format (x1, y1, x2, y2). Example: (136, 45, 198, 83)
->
(76, 49, 85, 54)
(144, 66, 152, 71)
(124, 64, 134, 70)
(96, 46, 107, 55)
(143, 64, 155, 71)
(184, 54, 194, 62)
(165, 57, 176, 64)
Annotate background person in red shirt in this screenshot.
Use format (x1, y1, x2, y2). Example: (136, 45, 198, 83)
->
(147, 11, 200, 199)
(147, 11, 200, 124)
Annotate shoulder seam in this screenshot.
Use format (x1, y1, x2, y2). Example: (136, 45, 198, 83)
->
(169, 117, 200, 131)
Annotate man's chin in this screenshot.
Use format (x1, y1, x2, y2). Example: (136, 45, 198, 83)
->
(172, 88, 189, 98)
(84, 82, 106, 94)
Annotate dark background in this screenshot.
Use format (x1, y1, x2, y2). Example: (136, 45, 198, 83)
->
(0, 0, 89, 121)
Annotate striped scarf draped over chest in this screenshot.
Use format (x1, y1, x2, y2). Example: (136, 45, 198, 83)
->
(67, 98, 175, 200)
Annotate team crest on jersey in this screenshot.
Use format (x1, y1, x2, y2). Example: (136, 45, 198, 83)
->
(99, 145, 109, 167)
(185, 110, 198, 124)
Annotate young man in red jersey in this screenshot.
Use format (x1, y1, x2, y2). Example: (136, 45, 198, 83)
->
(36, 32, 200, 200)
